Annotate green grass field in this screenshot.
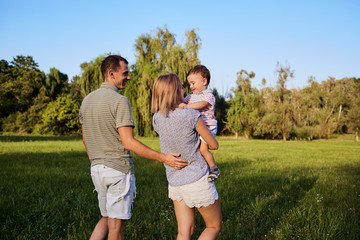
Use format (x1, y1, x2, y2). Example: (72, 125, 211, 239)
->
(0, 135, 359, 239)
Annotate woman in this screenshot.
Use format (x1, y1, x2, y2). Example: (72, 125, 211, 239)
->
(151, 73, 222, 239)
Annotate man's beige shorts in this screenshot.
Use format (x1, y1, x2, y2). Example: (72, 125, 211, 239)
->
(91, 165, 136, 219)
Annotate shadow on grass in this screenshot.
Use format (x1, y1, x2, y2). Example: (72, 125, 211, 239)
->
(1, 151, 320, 239)
(335, 163, 360, 179)
(1, 150, 177, 239)
(0, 135, 82, 142)
(0, 151, 96, 240)
(217, 158, 318, 239)
(252, 175, 317, 239)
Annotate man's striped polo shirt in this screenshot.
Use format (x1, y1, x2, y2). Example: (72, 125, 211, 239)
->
(79, 82, 135, 174)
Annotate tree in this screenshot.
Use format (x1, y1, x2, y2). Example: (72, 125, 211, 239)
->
(68, 75, 84, 106)
(290, 84, 315, 140)
(225, 70, 261, 138)
(0, 57, 73, 134)
(255, 63, 294, 140)
(0, 56, 45, 117)
(79, 55, 106, 96)
(274, 63, 294, 140)
(255, 85, 280, 139)
(233, 70, 255, 99)
(346, 78, 360, 141)
(0, 59, 14, 119)
(226, 92, 243, 138)
(213, 88, 228, 134)
(304, 77, 343, 138)
(124, 27, 201, 136)
(38, 95, 80, 135)
(44, 68, 69, 100)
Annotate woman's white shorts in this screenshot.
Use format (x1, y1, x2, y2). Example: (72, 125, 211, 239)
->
(168, 173, 218, 208)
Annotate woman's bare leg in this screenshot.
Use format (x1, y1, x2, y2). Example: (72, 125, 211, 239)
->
(173, 200, 195, 240)
(197, 200, 222, 240)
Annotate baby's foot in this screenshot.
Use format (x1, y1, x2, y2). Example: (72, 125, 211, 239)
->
(208, 165, 220, 182)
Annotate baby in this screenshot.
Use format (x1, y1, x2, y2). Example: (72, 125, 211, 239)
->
(179, 65, 220, 182)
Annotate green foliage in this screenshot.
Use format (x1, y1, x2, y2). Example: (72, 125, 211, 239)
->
(38, 95, 80, 135)
(226, 91, 244, 137)
(1, 38, 359, 140)
(44, 67, 69, 100)
(125, 27, 201, 136)
(288, 77, 359, 139)
(226, 70, 261, 138)
(0, 60, 13, 119)
(346, 78, 360, 134)
(79, 55, 106, 96)
(213, 88, 229, 134)
(0, 56, 45, 119)
(274, 63, 294, 140)
(0, 61, 74, 134)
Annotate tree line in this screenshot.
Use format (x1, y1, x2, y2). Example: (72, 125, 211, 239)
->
(225, 66, 360, 140)
(1, 27, 359, 140)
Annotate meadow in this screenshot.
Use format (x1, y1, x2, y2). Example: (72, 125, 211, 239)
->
(0, 135, 359, 239)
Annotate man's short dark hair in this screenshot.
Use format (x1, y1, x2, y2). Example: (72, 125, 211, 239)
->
(187, 65, 211, 86)
(101, 55, 128, 79)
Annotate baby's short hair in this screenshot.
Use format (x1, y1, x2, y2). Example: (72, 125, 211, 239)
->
(187, 65, 211, 86)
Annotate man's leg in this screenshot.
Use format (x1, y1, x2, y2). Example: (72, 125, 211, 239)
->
(90, 217, 109, 240)
(108, 218, 126, 240)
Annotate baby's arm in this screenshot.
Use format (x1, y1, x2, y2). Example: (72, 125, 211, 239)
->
(185, 100, 210, 110)
(179, 103, 187, 109)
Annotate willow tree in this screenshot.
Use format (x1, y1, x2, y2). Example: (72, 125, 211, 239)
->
(44, 68, 69, 100)
(124, 27, 201, 136)
(79, 55, 106, 96)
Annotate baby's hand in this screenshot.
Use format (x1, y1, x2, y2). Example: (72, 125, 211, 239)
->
(179, 103, 187, 109)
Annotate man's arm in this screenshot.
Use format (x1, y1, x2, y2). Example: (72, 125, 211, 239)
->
(182, 100, 210, 110)
(81, 125, 90, 158)
(118, 126, 188, 170)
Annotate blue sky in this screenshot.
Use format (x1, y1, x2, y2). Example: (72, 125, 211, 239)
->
(1, 0, 359, 95)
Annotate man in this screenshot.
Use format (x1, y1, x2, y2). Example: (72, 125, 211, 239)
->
(79, 55, 188, 240)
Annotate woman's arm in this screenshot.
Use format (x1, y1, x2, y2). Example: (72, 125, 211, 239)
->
(196, 117, 218, 150)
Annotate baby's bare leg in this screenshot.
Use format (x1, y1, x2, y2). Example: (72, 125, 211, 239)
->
(200, 140, 215, 167)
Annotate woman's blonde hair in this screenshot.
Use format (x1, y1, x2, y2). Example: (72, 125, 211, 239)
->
(151, 73, 184, 116)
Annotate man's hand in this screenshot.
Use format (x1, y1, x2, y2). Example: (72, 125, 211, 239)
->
(178, 103, 187, 109)
(119, 126, 188, 169)
(163, 153, 188, 170)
